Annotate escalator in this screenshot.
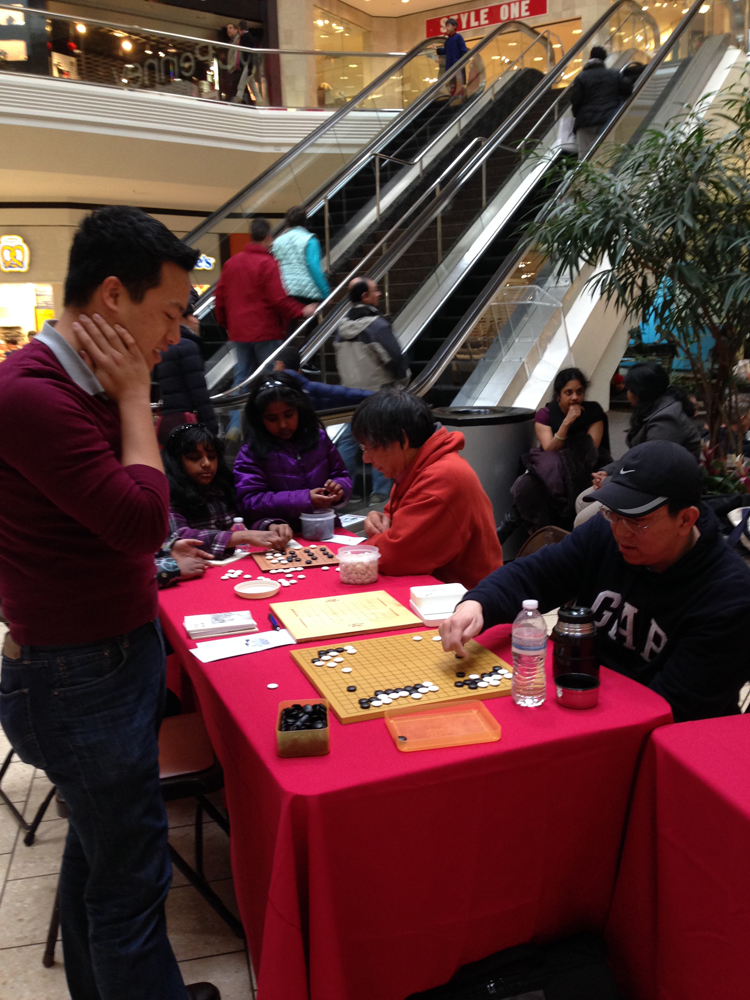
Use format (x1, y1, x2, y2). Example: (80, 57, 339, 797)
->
(202, 0, 659, 411)
(409, 0, 741, 411)
(291, 0, 656, 387)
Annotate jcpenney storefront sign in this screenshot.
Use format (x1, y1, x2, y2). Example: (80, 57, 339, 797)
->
(425, 0, 548, 37)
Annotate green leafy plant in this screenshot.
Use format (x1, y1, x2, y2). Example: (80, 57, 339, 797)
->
(530, 84, 750, 454)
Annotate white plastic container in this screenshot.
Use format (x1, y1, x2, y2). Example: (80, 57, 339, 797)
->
(409, 583, 467, 625)
(337, 545, 380, 585)
(300, 509, 335, 541)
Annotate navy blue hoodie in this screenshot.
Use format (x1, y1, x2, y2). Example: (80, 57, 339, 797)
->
(465, 506, 750, 722)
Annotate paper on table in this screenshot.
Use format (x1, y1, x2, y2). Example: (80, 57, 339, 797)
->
(192, 629, 296, 664)
(331, 534, 365, 545)
(339, 514, 365, 527)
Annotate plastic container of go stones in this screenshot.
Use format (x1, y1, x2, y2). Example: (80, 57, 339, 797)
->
(276, 698, 330, 758)
(300, 509, 335, 541)
(338, 545, 380, 585)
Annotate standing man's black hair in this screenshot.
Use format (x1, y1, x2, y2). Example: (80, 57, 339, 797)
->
(590, 45, 607, 61)
(348, 278, 370, 304)
(63, 206, 199, 308)
(351, 389, 434, 449)
(238, 19, 249, 30)
(250, 218, 271, 242)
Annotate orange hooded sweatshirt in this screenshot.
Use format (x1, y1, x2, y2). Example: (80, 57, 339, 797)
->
(369, 426, 503, 589)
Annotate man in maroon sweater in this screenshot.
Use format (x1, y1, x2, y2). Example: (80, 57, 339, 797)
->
(214, 217, 314, 437)
(0, 207, 219, 1000)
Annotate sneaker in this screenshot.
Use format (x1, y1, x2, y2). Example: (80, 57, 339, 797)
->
(186, 984, 221, 1000)
(368, 493, 386, 506)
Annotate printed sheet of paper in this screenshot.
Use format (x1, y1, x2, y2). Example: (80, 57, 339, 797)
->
(330, 534, 365, 545)
(270, 590, 421, 642)
(192, 629, 295, 664)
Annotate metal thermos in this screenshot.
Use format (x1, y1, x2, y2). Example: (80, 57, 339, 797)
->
(552, 607, 598, 679)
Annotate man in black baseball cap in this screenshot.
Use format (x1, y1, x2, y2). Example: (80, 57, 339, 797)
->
(440, 441, 750, 721)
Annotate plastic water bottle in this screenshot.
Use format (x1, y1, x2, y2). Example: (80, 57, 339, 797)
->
(232, 517, 246, 532)
(511, 599, 548, 707)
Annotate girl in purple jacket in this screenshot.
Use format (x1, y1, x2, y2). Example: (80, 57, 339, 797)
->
(234, 373, 352, 530)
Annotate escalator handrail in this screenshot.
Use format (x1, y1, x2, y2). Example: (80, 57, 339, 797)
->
(301, 21, 557, 216)
(408, 0, 720, 397)
(182, 36, 435, 249)
(188, 19, 555, 317)
(202, 0, 656, 406)
(0, 3, 405, 59)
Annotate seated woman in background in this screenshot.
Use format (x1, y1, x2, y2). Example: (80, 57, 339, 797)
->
(234, 372, 352, 530)
(500, 367, 612, 540)
(575, 361, 701, 526)
(164, 424, 291, 557)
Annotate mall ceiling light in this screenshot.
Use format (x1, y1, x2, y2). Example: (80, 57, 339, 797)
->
(349, 63, 358, 67)
(158, 50, 165, 57)
(121, 39, 133, 51)
(699, 3, 710, 9)
(144, 48, 153, 54)
(75, 23, 86, 33)
(316, 19, 324, 25)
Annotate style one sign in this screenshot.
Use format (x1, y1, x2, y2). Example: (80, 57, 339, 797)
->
(425, 0, 548, 38)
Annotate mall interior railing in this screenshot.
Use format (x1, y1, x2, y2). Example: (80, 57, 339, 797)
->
(0, 3, 405, 110)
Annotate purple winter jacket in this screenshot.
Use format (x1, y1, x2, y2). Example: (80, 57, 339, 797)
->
(234, 428, 352, 528)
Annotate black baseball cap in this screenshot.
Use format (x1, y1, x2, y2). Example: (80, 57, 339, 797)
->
(584, 441, 702, 516)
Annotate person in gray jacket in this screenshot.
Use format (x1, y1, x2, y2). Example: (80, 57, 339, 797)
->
(576, 362, 701, 525)
(334, 278, 411, 392)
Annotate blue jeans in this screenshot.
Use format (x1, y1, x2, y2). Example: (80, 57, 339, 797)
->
(0, 621, 187, 1000)
(227, 339, 283, 432)
(336, 425, 393, 499)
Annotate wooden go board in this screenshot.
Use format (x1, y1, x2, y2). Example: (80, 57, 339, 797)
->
(272, 590, 421, 642)
(289, 629, 514, 724)
(251, 544, 338, 573)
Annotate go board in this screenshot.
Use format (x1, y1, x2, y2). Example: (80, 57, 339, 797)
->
(251, 544, 338, 573)
(289, 629, 513, 724)
(271, 590, 421, 642)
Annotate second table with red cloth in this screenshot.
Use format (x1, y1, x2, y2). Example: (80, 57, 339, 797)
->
(606, 714, 750, 1000)
(159, 550, 672, 1000)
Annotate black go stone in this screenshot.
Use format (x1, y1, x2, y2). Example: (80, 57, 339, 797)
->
(279, 703, 328, 731)
(335, 648, 345, 653)
(467, 682, 479, 690)
(456, 671, 466, 678)
(454, 681, 464, 688)
(347, 685, 357, 692)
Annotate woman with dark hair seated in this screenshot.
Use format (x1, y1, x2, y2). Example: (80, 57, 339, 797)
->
(575, 362, 701, 525)
(500, 367, 612, 540)
(164, 423, 291, 557)
(353, 390, 502, 589)
(234, 371, 352, 530)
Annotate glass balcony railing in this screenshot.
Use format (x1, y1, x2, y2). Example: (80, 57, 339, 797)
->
(0, 3, 405, 110)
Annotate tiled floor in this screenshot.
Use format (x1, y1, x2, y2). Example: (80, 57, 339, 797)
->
(0, 621, 255, 1000)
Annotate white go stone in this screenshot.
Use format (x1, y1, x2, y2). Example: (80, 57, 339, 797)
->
(322, 566, 330, 571)
(371, 699, 383, 707)
(380, 696, 392, 705)
(432, 635, 442, 642)
(413, 635, 423, 642)
(243, 574, 253, 579)
(469, 674, 480, 680)
(298, 574, 306, 579)
(267, 683, 278, 689)
(429, 685, 439, 692)
(221, 575, 229, 580)
(334, 657, 344, 663)
(410, 692, 423, 700)
(341, 667, 352, 673)
(489, 678, 501, 686)
(417, 686, 429, 694)
(310, 544, 317, 549)
(313, 660, 324, 666)
(477, 681, 489, 688)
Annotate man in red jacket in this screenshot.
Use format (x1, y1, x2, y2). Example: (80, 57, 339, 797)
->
(352, 390, 503, 589)
(214, 218, 315, 437)
(0, 207, 219, 1000)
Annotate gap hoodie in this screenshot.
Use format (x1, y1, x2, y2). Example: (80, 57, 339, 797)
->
(464, 506, 750, 722)
(334, 305, 410, 391)
(369, 426, 503, 589)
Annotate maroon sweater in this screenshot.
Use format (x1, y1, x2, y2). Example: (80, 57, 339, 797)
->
(0, 340, 169, 645)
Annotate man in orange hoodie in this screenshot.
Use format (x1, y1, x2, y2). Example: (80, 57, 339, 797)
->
(352, 390, 502, 589)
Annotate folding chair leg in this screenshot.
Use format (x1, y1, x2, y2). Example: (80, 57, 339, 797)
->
(0, 749, 31, 831)
(195, 803, 204, 879)
(43, 883, 60, 967)
(24, 786, 56, 846)
(198, 794, 230, 836)
(168, 844, 244, 939)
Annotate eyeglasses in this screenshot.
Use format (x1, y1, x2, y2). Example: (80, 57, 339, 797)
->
(599, 507, 664, 534)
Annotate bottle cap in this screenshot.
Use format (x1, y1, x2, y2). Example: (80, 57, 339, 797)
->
(557, 606, 595, 624)
(522, 599, 539, 610)
(233, 517, 244, 523)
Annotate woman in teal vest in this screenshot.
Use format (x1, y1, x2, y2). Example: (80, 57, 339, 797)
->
(272, 207, 330, 334)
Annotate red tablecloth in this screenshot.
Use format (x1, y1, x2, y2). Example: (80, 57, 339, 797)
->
(606, 715, 750, 1000)
(159, 548, 672, 1000)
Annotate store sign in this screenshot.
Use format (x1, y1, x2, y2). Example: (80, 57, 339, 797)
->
(195, 253, 215, 271)
(0, 236, 30, 273)
(425, 0, 548, 38)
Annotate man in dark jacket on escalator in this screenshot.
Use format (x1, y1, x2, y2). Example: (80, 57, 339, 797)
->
(569, 46, 633, 159)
